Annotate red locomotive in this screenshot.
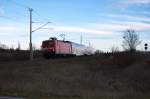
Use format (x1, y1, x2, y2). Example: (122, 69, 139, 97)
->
(41, 37, 94, 58)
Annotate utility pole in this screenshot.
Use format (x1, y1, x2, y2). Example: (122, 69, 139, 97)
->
(80, 34, 83, 45)
(29, 8, 33, 60)
(29, 8, 51, 60)
(89, 41, 91, 47)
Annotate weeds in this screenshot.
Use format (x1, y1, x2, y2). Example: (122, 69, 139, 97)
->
(0, 52, 150, 98)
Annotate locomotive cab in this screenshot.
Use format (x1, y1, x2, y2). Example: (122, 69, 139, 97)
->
(41, 37, 72, 58)
(42, 38, 56, 58)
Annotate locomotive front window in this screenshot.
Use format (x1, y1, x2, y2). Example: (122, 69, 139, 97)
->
(42, 41, 54, 47)
(49, 42, 54, 47)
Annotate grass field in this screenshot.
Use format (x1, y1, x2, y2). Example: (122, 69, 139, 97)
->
(0, 51, 150, 99)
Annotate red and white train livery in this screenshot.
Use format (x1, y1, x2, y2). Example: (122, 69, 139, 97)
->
(41, 37, 93, 58)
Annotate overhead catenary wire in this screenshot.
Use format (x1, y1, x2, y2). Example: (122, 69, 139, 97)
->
(10, 0, 52, 23)
(8, 0, 52, 24)
(10, 0, 47, 23)
(33, 10, 51, 23)
(9, 0, 29, 9)
(1, 0, 53, 58)
(32, 22, 51, 32)
(0, 15, 26, 23)
(0, 0, 53, 27)
(1, 0, 54, 26)
(0, 0, 28, 23)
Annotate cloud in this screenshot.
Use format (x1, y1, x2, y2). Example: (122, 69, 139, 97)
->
(1, 21, 150, 38)
(92, 14, 150, 33)
(124, 0, 150, 4)
(0, 23, 113, 35)
(94, 22, 150, 33)
(1, 22, 150, 50)
(93, 23, 128, 32)
(1, 11, 150, 37)
(107, 14, 150, 22)
(0, 25, 28, 34)
(118, 0, 150, 8)
(0, 23, 115, 38)
(49, 25, 114, 35)
(126, 22, 150, 31)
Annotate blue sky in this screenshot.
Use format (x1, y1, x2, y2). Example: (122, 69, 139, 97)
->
(0, 0, 150, 51)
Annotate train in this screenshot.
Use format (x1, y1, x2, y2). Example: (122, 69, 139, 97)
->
(41, 37, 94, 58)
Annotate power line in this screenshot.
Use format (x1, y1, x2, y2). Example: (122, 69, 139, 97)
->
(10, 8, 28, 18)
(32, 22, 51, 32)
(1, 0, 53, 60)
(28, 8, 51, 60)
(9, 0, 29, 9)
(0, 15, 26, 23)
(8, 0, 52, 24)
(0, 0, 28, 23)
(33, 10, 48, 20)
(33, 10, 52, 23)
(9, 0, 51, 22)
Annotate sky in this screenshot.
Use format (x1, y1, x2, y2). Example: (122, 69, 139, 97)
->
(0, 0, 150, 51)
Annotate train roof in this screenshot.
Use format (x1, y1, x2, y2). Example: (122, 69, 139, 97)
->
(42, 39, 71, 43)
(42, 37, 86, 47)
(71, 42, 86, 48)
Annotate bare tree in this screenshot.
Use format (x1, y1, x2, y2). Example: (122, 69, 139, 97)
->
(111, 46, 119, 53)
(122, 29, 141, 52)
(94, 50, 104, 55)
(16, 42, 21, 51)
(0, 42, 9, 50)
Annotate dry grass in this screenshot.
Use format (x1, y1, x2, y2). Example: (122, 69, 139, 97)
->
(0, 52, 150, 99)
(0, 50, 42, 61)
